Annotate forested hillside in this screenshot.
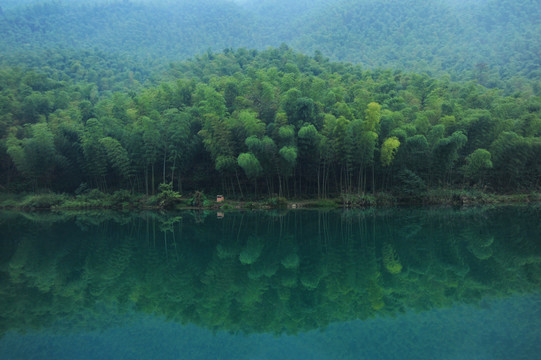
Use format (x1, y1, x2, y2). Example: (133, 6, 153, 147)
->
(288, 0, 541, 82)
(1, 0, 540, 84)
(1, 0, 540, 200)
(1, 47, 540, 198)
(0, 1, 253, 62)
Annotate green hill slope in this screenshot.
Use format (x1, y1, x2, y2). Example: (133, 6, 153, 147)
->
(287, 0, 541, 81)
(1, 0, 539, 82)
(1, 46, 540, 196)
(0, 1, 255, 60)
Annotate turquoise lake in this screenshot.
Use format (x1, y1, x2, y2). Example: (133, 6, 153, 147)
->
(1, 206, 540, 359)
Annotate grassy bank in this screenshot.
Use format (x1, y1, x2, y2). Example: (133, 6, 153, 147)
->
(1, 188, 540, 211)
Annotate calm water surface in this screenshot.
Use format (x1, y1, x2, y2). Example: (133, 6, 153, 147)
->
(0, 206, 540, 359)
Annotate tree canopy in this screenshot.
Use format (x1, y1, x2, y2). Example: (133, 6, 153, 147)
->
(0, 0, 540, 86)
(1, 46, 540, 197)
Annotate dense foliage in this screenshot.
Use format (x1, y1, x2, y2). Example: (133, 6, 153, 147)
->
(1, 46, 540, 198)
(1, 0, 540, 198)
(1, 207, 540, 335)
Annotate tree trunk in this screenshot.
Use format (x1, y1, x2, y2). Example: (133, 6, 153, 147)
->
(235, 169, 244, 198)
(372, 164, 375, 195)
(162, 152, 167, 184)
(145, 166, 149, 195)
(170, 157, 176, 184)
(178, 169, 182, 194)
(317, 166, 321, 199)
(151, 164, 155, 195)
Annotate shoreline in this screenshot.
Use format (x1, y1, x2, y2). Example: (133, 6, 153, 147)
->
(1, 190, 540, 211)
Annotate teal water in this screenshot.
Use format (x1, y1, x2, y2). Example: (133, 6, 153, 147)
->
(0, 206, 540, 359)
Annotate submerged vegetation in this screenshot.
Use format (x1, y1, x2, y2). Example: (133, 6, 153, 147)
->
(1, 207, 540, 336)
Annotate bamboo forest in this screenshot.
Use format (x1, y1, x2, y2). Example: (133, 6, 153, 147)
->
(1, 46, 541, 201)
(1, 0, 541, 359)
(0, 0, 540, 202)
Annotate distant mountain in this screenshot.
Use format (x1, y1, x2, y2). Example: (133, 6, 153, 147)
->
(287, 0, 541, 80)
(1, 0, 539, 82)
(0, 1, 254, 58)
(0, 0, 102, 10)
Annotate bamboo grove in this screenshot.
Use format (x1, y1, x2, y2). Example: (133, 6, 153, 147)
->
(1, 47, 540, 198)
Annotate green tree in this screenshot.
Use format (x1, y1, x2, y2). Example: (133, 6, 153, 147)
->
(401, 134, 429, 179)
(21, 93, 52, 123)
(364, 102, 381, 133)
(99, 136, 132, 185)
(298, 124, 321, 196)
(463, 148, 493, 186)
(6, 123, 59, 189)
(490, 132, 531, 189)
(238, 152, 263, 195)
(81, 119, 108, 190)
(381, 136, 400, 167)
(141, 116, 160, 194)
(431, 131, 467, 185)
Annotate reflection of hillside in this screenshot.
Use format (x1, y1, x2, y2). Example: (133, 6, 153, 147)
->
(1, 206, 540, 336)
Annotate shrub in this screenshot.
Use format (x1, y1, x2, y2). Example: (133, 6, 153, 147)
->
(85, 189, 106, 200)
(112, 190, 132, 205)
(303, 199, 340, 208)
(189, 191, 206, 207)
(341, 194, 377, 207)
(374, 193, 395, 206)
(395, 169, 426, 198)
(21, 193, 67, 209)
(266, 197, 288, 208)
(156, 183, 182, 209)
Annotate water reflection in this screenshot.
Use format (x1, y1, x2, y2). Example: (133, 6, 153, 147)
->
(1, 206, 540, 337)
